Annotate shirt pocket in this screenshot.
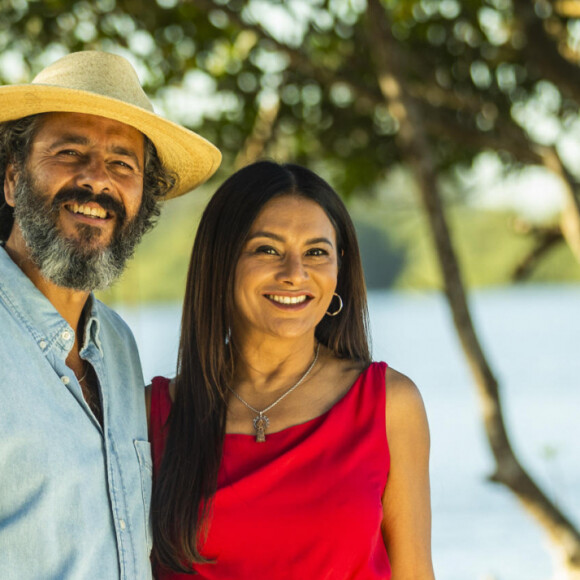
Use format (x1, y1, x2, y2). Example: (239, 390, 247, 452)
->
(134, 439, 153, 553)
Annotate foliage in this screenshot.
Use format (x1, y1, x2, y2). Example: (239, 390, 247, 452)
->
(3, 0, 580, 199)
(4, 0, 579, 298)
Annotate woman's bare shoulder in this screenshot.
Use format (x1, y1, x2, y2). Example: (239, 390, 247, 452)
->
(385, 366, 422, 399)
(384, 366, 429, 430)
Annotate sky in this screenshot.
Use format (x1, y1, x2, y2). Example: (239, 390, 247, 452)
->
(464, 153, 566, 221)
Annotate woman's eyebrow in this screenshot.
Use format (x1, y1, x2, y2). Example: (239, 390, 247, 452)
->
(248, 231, 334, 247)
(306, 237, 334, 246)
(246, 231, 283, 242)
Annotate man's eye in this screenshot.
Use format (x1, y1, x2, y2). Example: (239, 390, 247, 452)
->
(58, 149, 79, 157)
(112, 160, 134, 171)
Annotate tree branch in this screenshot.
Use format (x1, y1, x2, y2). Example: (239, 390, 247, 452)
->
(511, 221, 563, 281)
(420, 105, 543, 165)
(513, 0, 580, 100)
(234, 97, 281, 169)
(192, 0, 546, 168)
(539, 146, 580, 264)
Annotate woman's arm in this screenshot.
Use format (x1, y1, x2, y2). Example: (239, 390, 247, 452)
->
(382, 367, 435, 579)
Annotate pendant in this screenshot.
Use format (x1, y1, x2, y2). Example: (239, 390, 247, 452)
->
(253, 413, 270, 443)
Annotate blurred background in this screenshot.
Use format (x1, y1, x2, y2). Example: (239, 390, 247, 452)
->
(2, 0, 579, 578)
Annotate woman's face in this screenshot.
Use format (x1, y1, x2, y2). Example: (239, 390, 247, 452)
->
(232, 195, 339, 343)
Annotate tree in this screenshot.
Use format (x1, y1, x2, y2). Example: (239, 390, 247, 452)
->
(2, 0, 580, 575)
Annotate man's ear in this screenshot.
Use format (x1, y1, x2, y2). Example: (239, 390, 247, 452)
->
(4, 163, 18, 207)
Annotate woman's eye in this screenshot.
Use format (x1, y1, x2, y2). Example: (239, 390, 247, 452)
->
(255, 245, 278, 255)
(306, 248, 328, 257)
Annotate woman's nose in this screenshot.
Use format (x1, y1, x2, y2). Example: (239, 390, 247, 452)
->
(276, 253, 308, 284)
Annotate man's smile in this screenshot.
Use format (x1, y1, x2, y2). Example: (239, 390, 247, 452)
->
(65, 202, 111, 220)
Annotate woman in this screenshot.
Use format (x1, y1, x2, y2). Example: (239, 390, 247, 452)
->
(149, 161, 435, 579)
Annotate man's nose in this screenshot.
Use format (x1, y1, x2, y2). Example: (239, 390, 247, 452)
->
(75, 156, 113, 194)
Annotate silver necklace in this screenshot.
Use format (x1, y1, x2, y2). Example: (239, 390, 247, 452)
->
(228, 343, 320, 443)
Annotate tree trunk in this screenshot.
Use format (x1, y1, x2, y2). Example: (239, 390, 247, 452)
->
(540, 146, 580, 265)
(234, 97, 280, 170)
(365, 0, 580, 576)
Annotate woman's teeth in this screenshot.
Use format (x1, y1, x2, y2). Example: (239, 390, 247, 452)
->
(267, 295, 308, 305)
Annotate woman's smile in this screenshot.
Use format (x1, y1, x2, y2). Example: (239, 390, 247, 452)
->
(264, 293, 313, 307)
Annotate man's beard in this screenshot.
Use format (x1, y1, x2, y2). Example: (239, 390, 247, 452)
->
(13, 170, 156, 292)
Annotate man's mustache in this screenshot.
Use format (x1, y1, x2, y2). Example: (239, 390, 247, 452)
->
(51, 188, 127, 222)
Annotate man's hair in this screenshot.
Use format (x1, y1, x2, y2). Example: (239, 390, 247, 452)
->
(0, 114, 177, 242)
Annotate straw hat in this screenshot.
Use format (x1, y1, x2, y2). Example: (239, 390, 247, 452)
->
(0, 51, 221, 199)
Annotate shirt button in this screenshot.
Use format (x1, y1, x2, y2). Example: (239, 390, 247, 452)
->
(61, 330, 72, 341)
(61, 376, 70, 385)
(119, 519, 126, 530)
(39, 341, 47, 349)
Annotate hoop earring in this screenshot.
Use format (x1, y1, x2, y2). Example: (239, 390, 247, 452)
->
(326, 293, 343, 317)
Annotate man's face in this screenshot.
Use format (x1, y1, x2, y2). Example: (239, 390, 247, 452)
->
(5, 112, 154, 291)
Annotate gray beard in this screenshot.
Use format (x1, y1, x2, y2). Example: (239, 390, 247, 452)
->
(13, 171, 152, 292)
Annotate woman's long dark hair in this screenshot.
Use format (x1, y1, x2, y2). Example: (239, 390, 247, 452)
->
(152, 160, 371, 571)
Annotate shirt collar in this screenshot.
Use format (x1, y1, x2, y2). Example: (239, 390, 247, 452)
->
(0, 245, 101, 358)
(82, 295, 103, 357)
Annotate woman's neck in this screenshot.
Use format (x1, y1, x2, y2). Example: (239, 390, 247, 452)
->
(232, 335, 320, 395)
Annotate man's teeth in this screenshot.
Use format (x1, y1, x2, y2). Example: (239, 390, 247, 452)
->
(70, 203, 107, 219)
(267, 295, 308, 305)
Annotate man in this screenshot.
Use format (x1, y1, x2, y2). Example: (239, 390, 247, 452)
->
(0, 51, 221, 579)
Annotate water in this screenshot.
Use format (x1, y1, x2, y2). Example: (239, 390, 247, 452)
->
(118, 284, 580, 580)
(367, 285, 580, 580)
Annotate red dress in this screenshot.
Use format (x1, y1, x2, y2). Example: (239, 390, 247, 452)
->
(150, 362, 391, 579)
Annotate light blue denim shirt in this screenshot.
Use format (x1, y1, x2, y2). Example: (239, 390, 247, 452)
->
(0, 246, 153, 580)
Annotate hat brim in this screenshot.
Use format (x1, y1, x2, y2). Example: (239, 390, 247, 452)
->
(0, 85, 222, 199)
